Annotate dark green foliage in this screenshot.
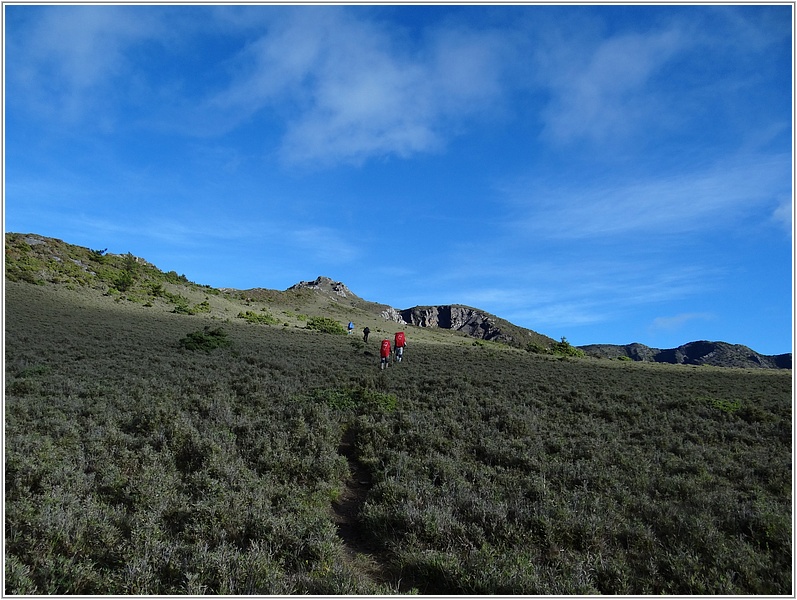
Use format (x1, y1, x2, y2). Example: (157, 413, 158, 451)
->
(178, 327, 232, 353)
(526, 337, 586, 357)
(146, 282, 165, 297)
(305, 386, 397, 413)
(164, 270, 188, 284)
(166, 294, 209, 315)
(112, 269, 135, 292)
(551, 336, 586, 357)
(306, 316, 347, 335)
(4, 280, 792, 595)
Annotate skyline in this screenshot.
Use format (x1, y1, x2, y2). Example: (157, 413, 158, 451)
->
(4, 4, 793, 355)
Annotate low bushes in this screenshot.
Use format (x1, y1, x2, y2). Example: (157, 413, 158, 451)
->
(305, 316, 347, 335)
(4, 280, 792, 595)
(178, 327, 232, 353)
(237, 310, 280, 325)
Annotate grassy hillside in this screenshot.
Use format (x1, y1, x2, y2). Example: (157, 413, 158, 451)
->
(4, 233, 793, 593)
(4, 271, 792, 595)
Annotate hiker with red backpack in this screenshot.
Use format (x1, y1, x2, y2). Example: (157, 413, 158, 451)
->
(380, 338, 392, 370)
(394, 331, 406, 363)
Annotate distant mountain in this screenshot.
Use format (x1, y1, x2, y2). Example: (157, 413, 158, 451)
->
(4, 233, 791, 369)
(580, 341, 792, 370)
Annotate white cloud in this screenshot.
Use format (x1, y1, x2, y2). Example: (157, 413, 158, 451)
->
(508, 153, 791, 239)
(208, 8, 513, 166)
(425, 251, 718, 334)
(290, 226, 360, 263)
(537, 26, 689, 145)
(7, 6, 164, 125)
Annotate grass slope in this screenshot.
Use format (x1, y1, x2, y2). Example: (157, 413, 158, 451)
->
(4, 232, 793, 593)
(4, 276, 792, 595)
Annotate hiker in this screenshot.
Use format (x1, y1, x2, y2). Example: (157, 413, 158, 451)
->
(394, 331, 406, 363)
(363, 326, 370, 342)
(348, 321, 354, 335)
(380, 338, 392, 369)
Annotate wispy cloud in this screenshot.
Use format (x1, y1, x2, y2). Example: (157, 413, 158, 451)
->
(289, 226, 360, 263)
(537, 25, 689, 145)
(507, 153, 791, 239)
(772, 195, 793, 233)
(650, 312, 715, 332)
(423, 249, 720, 333)
(6, 5, 165, 126)
(204, 8, 514, 166)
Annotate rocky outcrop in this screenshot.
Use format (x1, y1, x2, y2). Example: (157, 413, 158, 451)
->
(287, 276, 355, 298)
(380, 307, 404, 322)
(381, 304, 553, 348)
(579, 341, 791, 370)
(398, 306, 504, 340)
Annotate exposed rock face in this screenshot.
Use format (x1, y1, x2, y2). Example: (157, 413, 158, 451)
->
(579, 341, 791, 370)
(380, 307, 404, 323)
(287, 276, 354, 298)
(382, 304, 526, 345)
(400, 306, 504, 340)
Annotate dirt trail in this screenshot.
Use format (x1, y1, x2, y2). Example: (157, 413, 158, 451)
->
(331, 428, 390, 584)
(332, 428, 374, 549)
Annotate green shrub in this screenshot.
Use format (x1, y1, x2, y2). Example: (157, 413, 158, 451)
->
(146, 282, 165, 297)
(237, 310, 279, 325)
(112, 270, 135, 293)
(551, 337, 585, 358)
(706, 396, 741, 414)
(526, 342, 550, 354)
(178, 327, 232, 352)
(164, 270, 188, 284)
(305, 316, 347, 335)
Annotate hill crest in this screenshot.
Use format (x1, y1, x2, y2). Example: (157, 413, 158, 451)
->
(3, 233, 790, 369)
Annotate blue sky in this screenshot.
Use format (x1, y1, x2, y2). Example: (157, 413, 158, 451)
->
(4, 4, 793, 355)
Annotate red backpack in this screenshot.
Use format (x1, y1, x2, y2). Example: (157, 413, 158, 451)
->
(380, 339, 391, 358)
(395, 331, 405, 348)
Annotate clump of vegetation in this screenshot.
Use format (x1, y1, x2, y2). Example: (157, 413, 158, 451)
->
(306, 316, 347, 335)
(178, 327, 232, 352)
(525, 337, 586, 357)
(552, 337, 586, 357)
(526, 342, 549, 354)
(172, 300, 211, 315)
(237, 310, 280, 325)
(705, 396, 742, 414)
(306, 386, 397, 413)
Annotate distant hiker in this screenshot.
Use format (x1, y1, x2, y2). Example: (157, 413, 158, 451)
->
(380, 339, 392, 369)
(394, 331, 406, 363)
(348, 321, 354, 335)
(363, 326, 370, 342)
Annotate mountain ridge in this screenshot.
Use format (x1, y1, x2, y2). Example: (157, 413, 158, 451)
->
(4, 233, 790, 369)
(580, 341, 791, 370)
